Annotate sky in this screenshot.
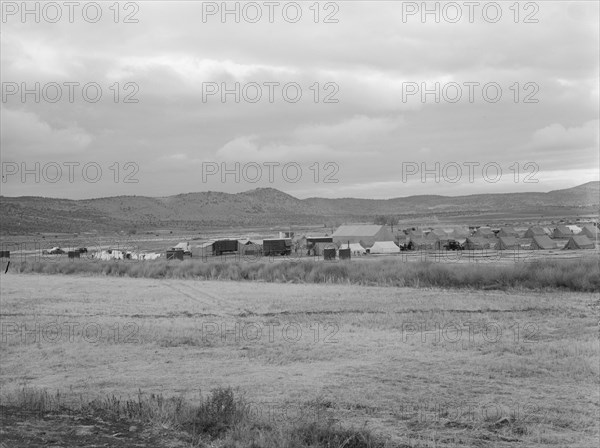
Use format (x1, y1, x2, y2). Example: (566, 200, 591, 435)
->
(1, 0, 599, 199)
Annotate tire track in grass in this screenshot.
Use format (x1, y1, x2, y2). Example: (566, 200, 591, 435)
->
(163, 281, 241, 317)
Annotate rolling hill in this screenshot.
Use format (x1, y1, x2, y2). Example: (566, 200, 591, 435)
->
(1, 182, 598, 234)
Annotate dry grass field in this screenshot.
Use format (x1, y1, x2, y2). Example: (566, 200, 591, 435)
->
(1, 273, 598, 447)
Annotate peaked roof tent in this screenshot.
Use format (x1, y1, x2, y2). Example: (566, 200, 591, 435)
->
(473, 227, 496, 238)
(463, 237, 492, 249)
(531, 235, 556, 250)
(332, 224, 394, 248)
(553, 225, 573, 238)
(496, 236, 519, 250)
(524, 226, 547, 238)
(563, 235, 595, 250)
(582, 224, 599, 238)
(339, 242, 366, 253)
(498, 227, 519, 237)
(426, 229, 449, 240)
(370, 241, 400, 254)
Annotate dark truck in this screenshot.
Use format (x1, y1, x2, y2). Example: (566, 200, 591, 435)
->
(443, 240, 463, 251)
(263, 238, 292, 256)
(213, 239, 239, 256)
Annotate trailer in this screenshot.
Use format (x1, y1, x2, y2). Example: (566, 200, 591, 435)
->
(263, 238, 292, 256)
(213, 239, 239, 256)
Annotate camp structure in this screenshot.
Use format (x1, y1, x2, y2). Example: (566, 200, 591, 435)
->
(434, 239, 463, 250)
(238, 239, 263, 256)
(406, 229, 425, 238)
(426, 229, 449, 240)
(473, 227, 496, 239)
(339, 242, 366, 255)
(462, 237, 492, 250)
(446, 227, 470, 239)
(172, 242, 192, 255)
(408, 237, 435, 250)
(581, 224, 599, 239)
(323, 247, 337, 260)
(369, 241, 400, 254)
(263, 238, 292, 256)
(332, 225, 394, 248)
(305, 236, 333, 250)
(312, 241, 338, 256)
(552, 225, 573, 239)
(338, 248, 351, 260)
(495, 236, 519, 250)
(524, 226, 547, 238)
(198, 241, 214, 257)
(563, 235, 595, 250)
(497, 227, 519, 238)
(213, 239, 239, 256)
(566, 225, 582, 234)
(530, 235, 556, 250)
(166, 249, 184, 260)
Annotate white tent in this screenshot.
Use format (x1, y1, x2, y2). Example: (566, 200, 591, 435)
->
(95, 249, 124, 260)
(370, 241, 400, 254)
(339, 242, 366, 254)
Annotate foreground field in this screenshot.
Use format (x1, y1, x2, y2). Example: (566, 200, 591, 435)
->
(1, 273, 599, 447)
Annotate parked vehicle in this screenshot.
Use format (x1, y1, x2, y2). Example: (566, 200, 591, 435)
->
(42, 247, 65, 255)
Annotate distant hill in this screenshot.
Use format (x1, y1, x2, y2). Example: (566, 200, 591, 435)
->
(1, 182, 598, 234)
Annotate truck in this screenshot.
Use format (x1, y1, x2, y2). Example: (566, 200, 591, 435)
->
(263, 238, 292, 256)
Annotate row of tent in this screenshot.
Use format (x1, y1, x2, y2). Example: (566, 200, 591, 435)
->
(473, 224, 599, 240)
(321, 234, 595, 253)
(94, 250, 162, 260)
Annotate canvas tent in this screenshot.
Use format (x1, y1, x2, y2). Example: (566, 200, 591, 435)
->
(339, 242, 366, 254)
(406, 229, 425, 238)
(409, 237, 435, 250)
(370, 241, 400, 254)
(332, 225, 394, 248)
(496, 237, 519, 250)
(563, 235, 595, 250)
(463, 237, 492, 250)
(524, 226, 547, 238)
(581, 224, 599, 239)
(446, 228, 470, 239)
(426, 229, 448, 240)
(473, 227, 496, 239)
(498, 227, 519, 238)
(566, 225, 582, 234)
(530, 235, 556, 250)
(553, 226, 573, 238)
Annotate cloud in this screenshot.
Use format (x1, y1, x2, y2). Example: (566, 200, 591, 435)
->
(215, 135, 333, 162)
(1, 1, 598, 198)
(530, 120, 599, 152)
(1, 108, 92, 157)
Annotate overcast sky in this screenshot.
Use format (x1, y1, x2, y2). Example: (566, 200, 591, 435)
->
(1, 1, 598, 199)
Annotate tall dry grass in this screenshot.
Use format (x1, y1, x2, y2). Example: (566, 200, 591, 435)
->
(9, 257, 600, 292)
(1, 386, 386, 448)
